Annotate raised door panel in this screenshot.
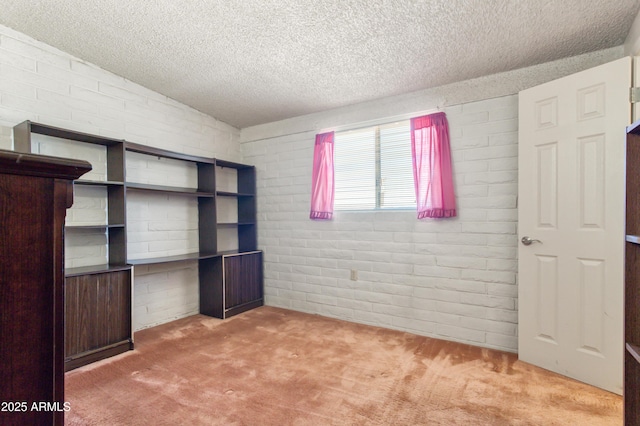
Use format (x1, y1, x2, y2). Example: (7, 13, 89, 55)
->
(534, 255, 558, 344)
(536, 142, 558, 229)
(578, 135, 605, 229)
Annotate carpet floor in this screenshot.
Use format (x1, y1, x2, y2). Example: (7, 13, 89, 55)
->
(65, 306, 622, 425)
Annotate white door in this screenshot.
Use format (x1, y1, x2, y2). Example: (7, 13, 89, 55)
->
(518, 57, 631, 394)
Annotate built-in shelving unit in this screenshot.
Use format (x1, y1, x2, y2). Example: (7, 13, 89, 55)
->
(124, 142, 217, 266)
(625, 119, 640, 425)
(215, 159, 258, 253)
(13, 121, 133, 370)
(12, 120, 263, 369)
(199, 160, 262, 318)
(14, 121, 128, 272)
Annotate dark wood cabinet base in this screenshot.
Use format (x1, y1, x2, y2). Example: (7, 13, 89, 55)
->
(65, 340, 134, 371)
(200, 251, 263, 319)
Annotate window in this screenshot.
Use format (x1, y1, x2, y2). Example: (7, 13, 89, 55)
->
(334, 121, 415, 211)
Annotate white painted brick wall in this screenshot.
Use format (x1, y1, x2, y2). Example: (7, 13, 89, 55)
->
(0, 126, 12, 150)
(126, 151, 198, 188)
(0, 22, 623, 343)
(133, 261, 199, 330)
(0, 24, 240, 331)
(243, 95, 520, 352)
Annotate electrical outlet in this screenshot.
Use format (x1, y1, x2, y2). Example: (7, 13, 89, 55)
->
(350, 269, 358, 281)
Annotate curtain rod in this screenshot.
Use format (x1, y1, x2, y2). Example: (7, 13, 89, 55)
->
(241, 101, 448, 143)
(318, 104, 444, 135)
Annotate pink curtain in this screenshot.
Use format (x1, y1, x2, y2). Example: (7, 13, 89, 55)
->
(411, 112, 456, 219)
(310, 132, 335, 220)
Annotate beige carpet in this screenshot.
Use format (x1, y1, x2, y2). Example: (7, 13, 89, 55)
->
(65, 306, 622, 425)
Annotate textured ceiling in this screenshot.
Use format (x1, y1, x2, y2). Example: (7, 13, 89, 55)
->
(1, 0, 639, 129)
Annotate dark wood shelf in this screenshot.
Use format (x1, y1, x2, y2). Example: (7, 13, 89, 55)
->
(217, 191, 255, 197)
(127, 249, 262, 265)
(217, 222, 256, 228)
(627, 343, 640, 364)
(65, 264, 132, 277)
(126, 182, 215, 197)
(126, 141, 216, 164)
(627, 235, 640, 244)
(75, 179, 124, 187)
(217, 222, 238, 228)
(14, 121, 125, 147)
(66, 224, 125, 230)
(217, 249, 262, 256)
(215, 159, 254, 169)
(128, 251, 221, 265)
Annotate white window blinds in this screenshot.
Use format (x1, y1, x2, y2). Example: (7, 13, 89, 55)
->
(334, 121, 415, 211)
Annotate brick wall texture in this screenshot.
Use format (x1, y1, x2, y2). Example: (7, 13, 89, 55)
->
(2, 21, 592, 352)
(242, 96, 520, 352)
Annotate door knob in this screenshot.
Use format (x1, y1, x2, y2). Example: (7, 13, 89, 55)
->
(521, 236, 542, 246)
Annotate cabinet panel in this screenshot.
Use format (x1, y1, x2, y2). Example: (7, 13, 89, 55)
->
(626, 349, 640, 424)
(224, 252, 263, 317)
(64, 269, 133, 370)
(199, 252, 263, 319)
(199, 257, 223, 318)
(224, 255, 243, 308)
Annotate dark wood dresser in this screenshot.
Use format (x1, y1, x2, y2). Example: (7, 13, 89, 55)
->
(0, 149, 90, 425)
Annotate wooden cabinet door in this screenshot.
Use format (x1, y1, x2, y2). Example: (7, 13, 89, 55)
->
(65, 270, 132, 369)
(224, 252, 263, 316)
